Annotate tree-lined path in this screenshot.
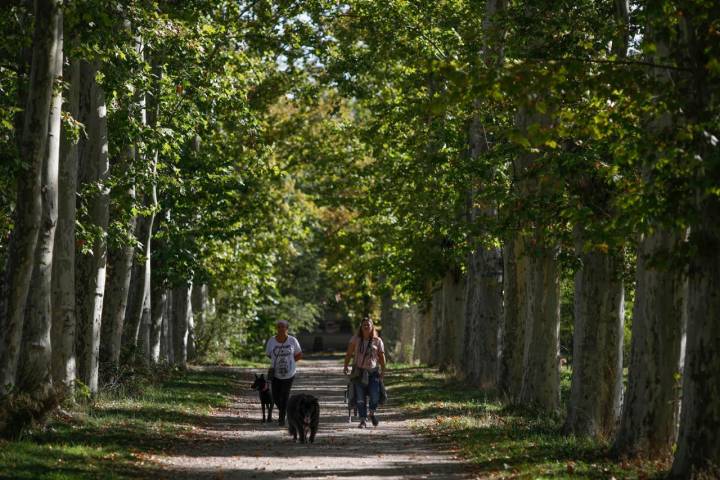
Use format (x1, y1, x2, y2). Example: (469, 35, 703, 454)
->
(2, 1, 719, 478)
(151, 356, 474, 480)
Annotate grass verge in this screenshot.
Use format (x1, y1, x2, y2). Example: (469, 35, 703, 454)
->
(388, 365, 671, 480)
(0, 367, 241, 480)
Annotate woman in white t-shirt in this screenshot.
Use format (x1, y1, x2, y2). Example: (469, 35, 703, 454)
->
(343, 317, 386, 428)
(265, 319, 303, 427)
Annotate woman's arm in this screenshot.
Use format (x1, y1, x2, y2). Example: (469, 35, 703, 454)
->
(378, 351, 386, 378)
(294, 351, 303, 362)
(343, 341, 356, 374)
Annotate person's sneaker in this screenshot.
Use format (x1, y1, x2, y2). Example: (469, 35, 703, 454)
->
(369, 412, 379, 427)
(358, 419, 367, 428)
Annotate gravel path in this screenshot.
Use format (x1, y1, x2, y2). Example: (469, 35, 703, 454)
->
(150, 355, 476, 479)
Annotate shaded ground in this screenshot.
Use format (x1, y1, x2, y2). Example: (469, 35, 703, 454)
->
(151, 355, 476, 479)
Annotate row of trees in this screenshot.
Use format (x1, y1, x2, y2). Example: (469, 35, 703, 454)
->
(0, 0, 717, 477)
(274, 0, 718, 478)
(0, 0, 325, 437)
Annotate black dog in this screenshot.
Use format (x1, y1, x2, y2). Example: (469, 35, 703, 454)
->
(251, 373, 273, 423)
(286, 393, 319, 443)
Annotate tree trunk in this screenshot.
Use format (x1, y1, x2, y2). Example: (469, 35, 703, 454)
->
(671, 193, 720, 478)
(519, 243, 561, 412)
(0, 0, 62, 397)
(415, 302, 433, 365)
(380, 288, 400, 362)
(16, 13, 63, 411)
(190, 284, 208, 333)
(613, 27, 688, 456)
(51, 56, 79, 395)
(564, 0, 628, 439)
(464, 244, 503, 388)
(499, 234, 527, 402)
(75, 60, 109, 395)
(122, 214, 152, 355)
(670, 7, 720, 473)
(380, 295, 419, 365)
(121, 50, 157, 359)
(138, 293, 151, 360)
(99, 150, 136, 370)
(398, 306, 419, 363)
(148, 256, 165, 364)
(564, 228, 624, 438)
(171, 285, 190, 368)
(162, 288, 174, 364)
(442, 270, 465, 371)
(186, 305, 196, 363)
(613, 229, 686, 457)
(461, 0, 506, 391)
(99, 230, 135, 369)
(511, 102, 561, 413)
(429, 283, 443, 366)
(190, 283, 209, 357)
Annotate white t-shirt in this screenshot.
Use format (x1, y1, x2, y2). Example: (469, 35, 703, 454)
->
(265, 335, 302, 380)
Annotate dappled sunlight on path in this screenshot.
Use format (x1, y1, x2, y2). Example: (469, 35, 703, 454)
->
(150, 356, 476, 479)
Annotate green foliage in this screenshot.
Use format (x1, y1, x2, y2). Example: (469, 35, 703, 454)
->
(3, 0, 718, 374)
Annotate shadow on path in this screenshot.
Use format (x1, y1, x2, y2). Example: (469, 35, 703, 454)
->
(151, 355, 476, 480)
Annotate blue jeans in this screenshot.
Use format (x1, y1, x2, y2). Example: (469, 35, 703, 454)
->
(355, 370, 380, 419)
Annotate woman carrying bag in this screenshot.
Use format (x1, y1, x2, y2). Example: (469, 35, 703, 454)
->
(343, 317, 387, 428)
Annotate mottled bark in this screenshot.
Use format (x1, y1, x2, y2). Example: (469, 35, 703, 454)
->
(190, 283, 209, 356)
(161, 289, 174, 364)
(398, 306, 419, 364)
(0, 0, 62, 396)
(122, 214, 152, 354)
(148, 253, 166, 364)
(380, 294, 419, 364)
(673, 8, 720, 475)
(512, 103, 561, 413)
(51, 56, 79, 393)
(99, 149, 136, 369)
(138, 293, 151, 360)
(17, 14, 63, 407)
(461, 0, 506, 388)
(672, 196, 720, 478)
(415, 302, 433, 365)
(519, 244, 561, 412)
(379, 285, 406, 364)
(429, 284, 443, 367)
(614, 229, 686, 457)
(190, 284, 208, 332)
(499, 234, 526, 401)
(186, 305, 196, 363)
(464, 244, 503, 388)
(75, 61, 109, 394)
(442, 271, 466, 371)
(122, 48, 157, 360)
(614, 29, 688, 456)
(564, 230, 624, 438)
(564, 0, 628, 439)
(172, 285, 190, 368)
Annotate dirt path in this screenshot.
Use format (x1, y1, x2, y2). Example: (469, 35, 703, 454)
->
(150, 355, 476, 479)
